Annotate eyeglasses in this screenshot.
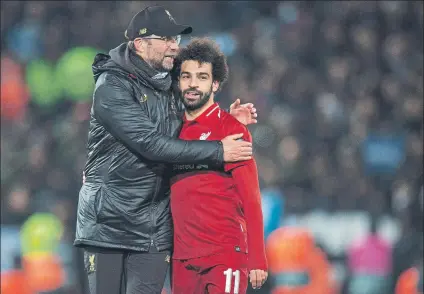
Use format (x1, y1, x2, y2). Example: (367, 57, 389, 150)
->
(142, 35, 181, 45)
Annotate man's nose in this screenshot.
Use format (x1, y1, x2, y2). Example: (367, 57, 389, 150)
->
(169, 41, 179, 50)
(189, 78, 198, 88)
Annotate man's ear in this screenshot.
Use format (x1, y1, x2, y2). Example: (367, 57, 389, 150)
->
(134, 39, 146, 53)
(212, 81, 220, 92)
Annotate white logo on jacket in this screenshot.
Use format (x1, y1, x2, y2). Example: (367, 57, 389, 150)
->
(199, 131, 211, 140)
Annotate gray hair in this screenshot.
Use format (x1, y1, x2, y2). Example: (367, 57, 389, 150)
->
(128, 40, 135, 51)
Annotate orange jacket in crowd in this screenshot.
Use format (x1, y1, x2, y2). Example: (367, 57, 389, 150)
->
(395, 267, 423, 294)
(266, 227, 337, 294)
(1, 269, 34, 294)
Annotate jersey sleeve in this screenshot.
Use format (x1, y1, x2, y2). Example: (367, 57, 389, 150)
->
(223, 123, 253, 172)
(231, 158, 268, 271)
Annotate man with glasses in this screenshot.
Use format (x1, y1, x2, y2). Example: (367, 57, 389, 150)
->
(74, 5, 258, 294)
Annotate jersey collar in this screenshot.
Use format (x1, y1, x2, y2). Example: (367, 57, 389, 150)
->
(183, 102, 221, 125)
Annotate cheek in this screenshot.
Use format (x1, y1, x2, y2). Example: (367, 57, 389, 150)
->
(154, 49, 165, 59)
(179, 81, 187, 90)
(150, 46, 166, 59)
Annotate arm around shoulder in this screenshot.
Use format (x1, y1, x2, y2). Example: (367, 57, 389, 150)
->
(92, 74, 223, 164)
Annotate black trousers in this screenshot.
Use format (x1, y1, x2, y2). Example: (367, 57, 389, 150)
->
(83, 246, 171, 294)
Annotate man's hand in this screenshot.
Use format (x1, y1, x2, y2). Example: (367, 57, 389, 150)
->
(229, 98, 258, 125)
(221, 133, 252, 162)
(249, 269, 268, 290)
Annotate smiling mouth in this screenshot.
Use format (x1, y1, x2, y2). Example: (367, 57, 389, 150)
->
(184, 91, 201, 99)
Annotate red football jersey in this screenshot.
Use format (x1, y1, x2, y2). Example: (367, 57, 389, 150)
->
(170, 103, 267, 271)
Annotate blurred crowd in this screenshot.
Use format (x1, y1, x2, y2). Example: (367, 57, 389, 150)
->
(1, 1, 423, 293)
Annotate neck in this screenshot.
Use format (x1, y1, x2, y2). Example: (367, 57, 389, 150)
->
(185, 99, 215, 121)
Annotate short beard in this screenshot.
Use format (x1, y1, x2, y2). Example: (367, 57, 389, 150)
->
(180, 86, 213, 111)
(148, 58, 172, 72)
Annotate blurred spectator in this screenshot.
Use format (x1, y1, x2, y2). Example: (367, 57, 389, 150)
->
(394, 238, 423, 294)
(345, 214, 392, 294)
(391, 207, 424, 292)
(0, 56, 29, 121)
(266, 227, 336, 294)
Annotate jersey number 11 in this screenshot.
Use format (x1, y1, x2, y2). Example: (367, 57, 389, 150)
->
(224, 268, 240, 294)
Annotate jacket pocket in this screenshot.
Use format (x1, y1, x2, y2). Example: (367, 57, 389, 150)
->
(95, 185, 122, 225)
(94, 185, 105, 221)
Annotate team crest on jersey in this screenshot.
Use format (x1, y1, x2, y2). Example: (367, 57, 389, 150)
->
(200, 131, 211, 140)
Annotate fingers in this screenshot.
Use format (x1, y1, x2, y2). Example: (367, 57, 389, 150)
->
(251, 270, 266, 289)
(230, 98, 241, 110)
(226, 133, 243, 140)
(249, 270, 268, 290)
(233, 139, 252, 153)
(241, 104, 258, 122)
(240, 103, 254, 109)
(240, 103, 256, 112)
(250, 270, 258, 289)
(239, 146, 253, 152)
(225, 133, 247, 141)
(222, 133, 253, 162)
(223, 150, 252, 162)
(250, 270, 259, 289)
(250, 107, 257, 119)
(234, 146, 253, 161)
(236, 156, 253, 161)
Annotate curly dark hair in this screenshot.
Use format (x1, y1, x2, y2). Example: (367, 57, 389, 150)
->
(172, 37, 229, 91)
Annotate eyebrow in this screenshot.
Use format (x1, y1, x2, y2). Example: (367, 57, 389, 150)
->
(180, 71, 210, 77)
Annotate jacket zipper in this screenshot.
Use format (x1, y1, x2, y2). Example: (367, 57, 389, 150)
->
(149, 178, 161, 250)
(149, 90, 166, 251)
(129, 75, 165, 251)
(129, 74, 157, 251)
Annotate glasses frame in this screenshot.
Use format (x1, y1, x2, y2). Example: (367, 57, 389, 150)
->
(141, 35, 181, 45)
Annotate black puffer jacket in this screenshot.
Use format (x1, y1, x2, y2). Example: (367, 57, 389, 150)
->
(74, 43, 224, 252)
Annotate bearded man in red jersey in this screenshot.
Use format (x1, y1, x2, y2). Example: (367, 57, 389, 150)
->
(169, 38, 268, 294)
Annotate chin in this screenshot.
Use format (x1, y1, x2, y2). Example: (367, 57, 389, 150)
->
(184, 104, 200, 111)
(183, 101, 200, 111)
(162, 61, 174, 71)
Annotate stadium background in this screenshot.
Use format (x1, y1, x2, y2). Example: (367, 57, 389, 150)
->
(1, 1, 422, 293)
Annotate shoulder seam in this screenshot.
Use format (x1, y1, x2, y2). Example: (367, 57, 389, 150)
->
(102, 72, 134, 94)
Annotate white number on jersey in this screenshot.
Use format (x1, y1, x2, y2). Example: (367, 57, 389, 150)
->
(223, 268, 240, 294)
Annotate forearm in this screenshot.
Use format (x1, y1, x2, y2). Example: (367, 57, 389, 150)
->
(232, 160, 268, 270)
(145, 138, 224, 164)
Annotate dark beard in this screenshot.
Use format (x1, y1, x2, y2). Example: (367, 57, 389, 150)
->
(180, 86, 213, 111)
